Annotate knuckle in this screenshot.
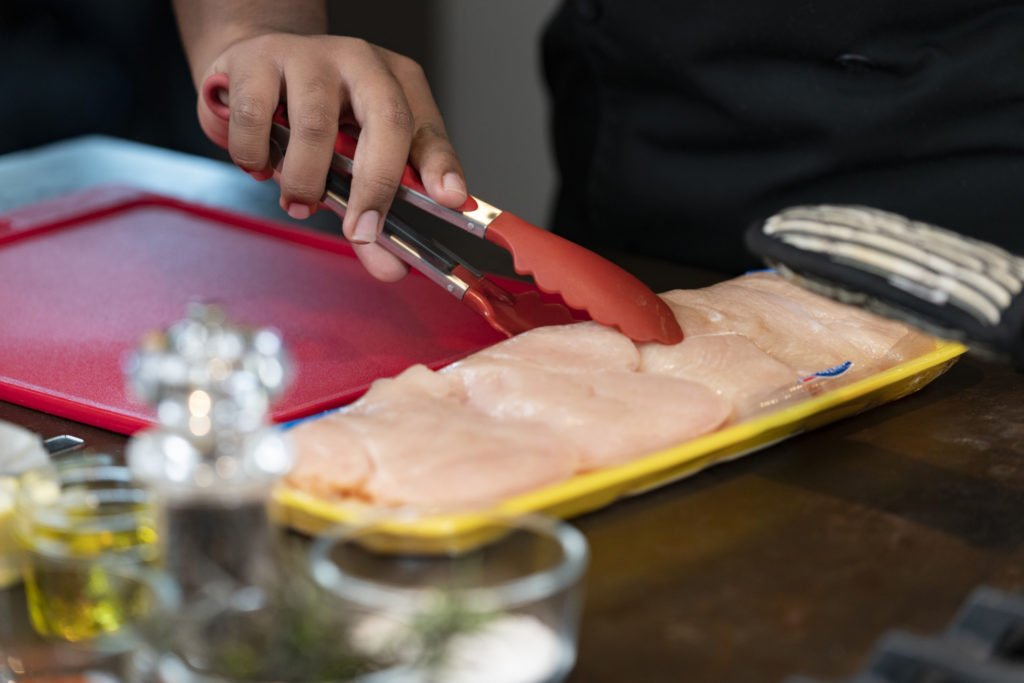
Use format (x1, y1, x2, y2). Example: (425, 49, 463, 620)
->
(298, 74, 332, 97)
(230, 147, 266, 169)
(392, 55, 426, 81)
(359, 172, 401, 203)
(341, 37, 373, 58)
(230, 95, 271, 128)
(294, 103, 336, 142)
(381, 99, 414, 132)
(432, 152, 462, 174)
(281, 176, 325, 202)
(414, 122, 449, 145)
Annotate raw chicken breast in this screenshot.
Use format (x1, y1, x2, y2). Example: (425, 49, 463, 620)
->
(663, 284, 860, 375)
(286, 415, 373, 499)
(286, 271, 938, 509)
(450, 360, 731, 470)
(638, 333, 810, 420)
(731, 272, 938, 378)
(885, 331, 939, 365)
(289, 364, 579, 506)
(472, 321, 640, 373)
(354, 364, 465, 409)
(349, 394, 581, 507)
(732, 273, 914, 359)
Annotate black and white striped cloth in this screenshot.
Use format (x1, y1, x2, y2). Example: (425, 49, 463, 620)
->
(746, 205, 1024, 366)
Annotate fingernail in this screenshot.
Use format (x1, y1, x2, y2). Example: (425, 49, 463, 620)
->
(351, 210, 381, 244)
(248, 169, 273, 182)
(287, 203, 312, 220)
(442, 172, 466, 196)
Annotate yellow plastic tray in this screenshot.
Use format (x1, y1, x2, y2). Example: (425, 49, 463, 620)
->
(273, 341, 966, 547)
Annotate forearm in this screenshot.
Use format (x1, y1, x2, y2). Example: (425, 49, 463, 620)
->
(172, 0, 328, 84)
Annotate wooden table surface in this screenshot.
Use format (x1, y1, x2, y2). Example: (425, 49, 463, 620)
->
(1, 137, 1022, 682)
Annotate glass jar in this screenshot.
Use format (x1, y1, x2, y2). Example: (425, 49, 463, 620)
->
(0, 420, 49, 589)
(0, 473, 20, 589)
(15, 464, 158, 643)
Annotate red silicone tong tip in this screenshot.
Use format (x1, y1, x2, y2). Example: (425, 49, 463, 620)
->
(483, 214, 684, 345)
(454, 266, 578, 337)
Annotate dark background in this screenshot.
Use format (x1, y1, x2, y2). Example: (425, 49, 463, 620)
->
(0, 1, 206, 155)
(0, 1, 559, 227)
(3, 2, 1020, 268)
(0, 1, 434, 159)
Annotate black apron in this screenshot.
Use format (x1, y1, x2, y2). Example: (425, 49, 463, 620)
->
(542, 0, 1024, 274)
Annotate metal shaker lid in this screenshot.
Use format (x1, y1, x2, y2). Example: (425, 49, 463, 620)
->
(124, 303, 293, 495)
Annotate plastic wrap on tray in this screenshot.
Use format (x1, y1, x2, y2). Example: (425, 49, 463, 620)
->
(276, 272, 962, 538)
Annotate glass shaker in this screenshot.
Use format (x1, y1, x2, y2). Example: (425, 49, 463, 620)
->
(124, 303, 293, 598)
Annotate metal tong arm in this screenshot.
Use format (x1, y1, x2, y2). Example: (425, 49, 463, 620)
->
(268, 122, 483, 300)
(320, 162, 482, 300)
(299, 127, 501, 239)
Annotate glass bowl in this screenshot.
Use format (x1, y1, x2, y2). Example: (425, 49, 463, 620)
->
(309, 513, 589, 683)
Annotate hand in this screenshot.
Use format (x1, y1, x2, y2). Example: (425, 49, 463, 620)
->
(196, 33, 468, 281)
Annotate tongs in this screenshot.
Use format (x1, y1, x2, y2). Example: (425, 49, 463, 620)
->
(202, 74, 683, 344)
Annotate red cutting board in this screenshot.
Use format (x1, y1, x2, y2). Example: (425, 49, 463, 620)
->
(0, 186, 524, 434)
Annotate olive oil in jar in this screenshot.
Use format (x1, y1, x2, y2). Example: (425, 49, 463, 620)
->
(0, 420, 50, 589)
(17, 469, 158, 642)
(0, 476, 19, 588)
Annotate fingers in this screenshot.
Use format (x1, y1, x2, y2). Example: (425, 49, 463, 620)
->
(352, 241, 410, 282)
(384, 51, 468, 209)
(196, 95, 230, 150)
(278, 61, 342, 218)
(198, 35, 460, 287)
(339, 43, 415, 246)
(225, 64, 282, 180)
